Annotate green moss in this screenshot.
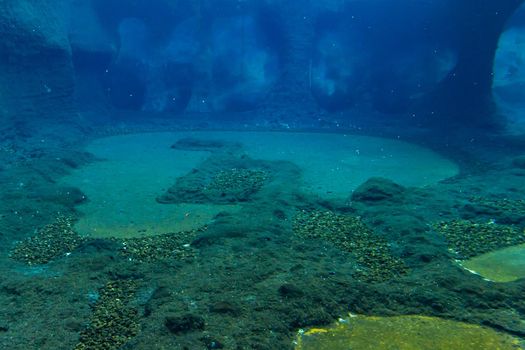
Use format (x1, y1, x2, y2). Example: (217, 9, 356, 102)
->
(293, 210, 407, 282)
(433, 220, 525, 259)
(9, 216, 85, 265)
(295, 315, 521, 350)
(75, 280, 139, 350)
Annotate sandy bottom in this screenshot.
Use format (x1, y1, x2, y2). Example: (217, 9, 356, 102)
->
(60, 131, 458, 238)
(461, 243, 525, 283)
(60, 133, 241, 238)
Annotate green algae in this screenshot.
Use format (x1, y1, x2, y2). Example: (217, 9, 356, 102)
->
(295, 315, 522, 350)
(470, 196, 525, 217)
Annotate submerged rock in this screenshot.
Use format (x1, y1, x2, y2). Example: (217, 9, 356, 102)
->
(209, 301, 242, 316)
(37, 186, 87, 206)
(171, 138, 240, 153)
(461, 197, 525, 225)
(351, 177, 405, 203)
(159, 167, 269, 204)
(278, 284, 305, 298)
(165, 314, 205, 334)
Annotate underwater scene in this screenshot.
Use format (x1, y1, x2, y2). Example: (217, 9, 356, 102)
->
(1, 0, 525, 349)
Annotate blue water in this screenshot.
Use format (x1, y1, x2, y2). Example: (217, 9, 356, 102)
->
(1, 1, 525, 349)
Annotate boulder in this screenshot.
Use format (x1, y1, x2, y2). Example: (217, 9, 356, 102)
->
(351, 177, 405, 203)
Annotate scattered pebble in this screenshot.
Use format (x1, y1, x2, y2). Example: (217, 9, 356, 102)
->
(433, 219, 525, 259)
(117, 228, 204, 262)
(203, 168, 269, 202)
(293, 210, 407, 282)
(10, 216, 85, 265)
(75, 280, 139, 350)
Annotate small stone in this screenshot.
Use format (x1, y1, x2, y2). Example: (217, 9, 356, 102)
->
(201, 335, 224, 349)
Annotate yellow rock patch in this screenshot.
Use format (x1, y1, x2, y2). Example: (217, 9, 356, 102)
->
(295, 315, 521, 350)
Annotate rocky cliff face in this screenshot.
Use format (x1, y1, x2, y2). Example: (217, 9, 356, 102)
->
(0, 0, 75, 128)
(0, 0, 523, 131)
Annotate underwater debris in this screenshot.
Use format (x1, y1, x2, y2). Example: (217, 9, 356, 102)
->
(433, 219, 525, 259)
(293, 210, 407, 282)
(10, 216, 85, 265)
(75, 280, 140, 350)
(294, 314, 522, 350)
(117, 228, 203, 262)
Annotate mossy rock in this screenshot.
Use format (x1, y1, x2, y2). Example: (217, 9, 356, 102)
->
(165, 314, 205, 334)
(203, 168, 268, 202)
(171, 138, 241, 152)
(351, 177, 405, 203)
(461, 197, 525, 226)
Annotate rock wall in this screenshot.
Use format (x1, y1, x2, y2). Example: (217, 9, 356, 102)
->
(413, 0, 525, 129)
(0, 0, 524, 131)
(0, 0, 75, 127)
(260, 0, 321, 122)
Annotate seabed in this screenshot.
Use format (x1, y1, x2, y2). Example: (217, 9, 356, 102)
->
(1, 129, 525, 349)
